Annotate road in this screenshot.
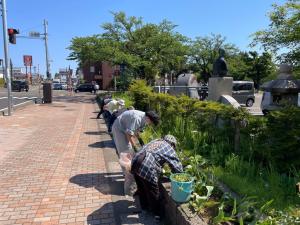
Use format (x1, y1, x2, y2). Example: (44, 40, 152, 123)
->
(0, 85, 40, 111)
(0, 85, 78, 111)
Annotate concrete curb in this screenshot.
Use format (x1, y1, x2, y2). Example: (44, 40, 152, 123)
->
(0, 99, 36, 116)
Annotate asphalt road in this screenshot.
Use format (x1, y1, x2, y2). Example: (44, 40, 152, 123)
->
(0, 86, 40, 111)
(0, 85, 78, 111)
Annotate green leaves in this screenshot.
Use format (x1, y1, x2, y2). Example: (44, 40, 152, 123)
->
(252, 0, 300, 68)
(68, 11, 189, 82)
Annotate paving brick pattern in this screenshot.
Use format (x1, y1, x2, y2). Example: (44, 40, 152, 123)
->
(0, 96, 118, 225)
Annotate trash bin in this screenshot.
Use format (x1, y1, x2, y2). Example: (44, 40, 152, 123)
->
(43, 82, 52, 103)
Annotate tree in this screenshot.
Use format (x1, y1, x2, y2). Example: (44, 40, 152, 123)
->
(188, 34, 242, 82)
(102, 12, 189, 82)
(68, 12, 189, 83)
(242, 51, 276, 89)
(252, 0, 300, 69)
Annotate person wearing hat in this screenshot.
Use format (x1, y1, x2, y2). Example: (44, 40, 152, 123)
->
(112, 109, 160, 195)
(104, 98, 125, 115)
(103, 99, 126, 131)
(131, 135, 183, 219)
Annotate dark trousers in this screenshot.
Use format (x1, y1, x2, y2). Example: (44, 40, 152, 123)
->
(96, 108, 104, 118)
(108, 114, 117, 132)
(134, 175, 163, 217)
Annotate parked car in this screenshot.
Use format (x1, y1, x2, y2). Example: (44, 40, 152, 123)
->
(195, 81, 255, 106)
(53, 83, 63, 90)
(232, 81, 255, 107)
(61, 83, 68, 90)
(74, 83, 95, 93)
(9, 80, 29, 92)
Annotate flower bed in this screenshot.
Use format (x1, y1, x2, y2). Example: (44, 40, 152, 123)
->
(100, 80, 300, 224)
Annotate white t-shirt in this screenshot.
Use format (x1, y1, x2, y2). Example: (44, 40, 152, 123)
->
(106, 100, 122, 114)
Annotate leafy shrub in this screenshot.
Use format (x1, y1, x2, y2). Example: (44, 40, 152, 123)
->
(254, 106, 300, 172)
(128, 79, 153, 111)
(128, 79, 250, 165)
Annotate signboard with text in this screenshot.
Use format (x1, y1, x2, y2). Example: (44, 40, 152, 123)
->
(23, 55, 32, 66)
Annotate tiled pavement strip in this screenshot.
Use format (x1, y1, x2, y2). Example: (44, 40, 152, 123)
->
(0, 95, 157, 225)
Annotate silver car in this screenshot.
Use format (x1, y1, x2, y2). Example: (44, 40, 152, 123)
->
(232, 81, 255, 107)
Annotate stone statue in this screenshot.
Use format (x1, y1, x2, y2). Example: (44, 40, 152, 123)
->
(212, 48, 228, 77)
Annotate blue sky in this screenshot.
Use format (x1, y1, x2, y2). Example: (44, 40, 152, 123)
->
(1, 0, 285, 78)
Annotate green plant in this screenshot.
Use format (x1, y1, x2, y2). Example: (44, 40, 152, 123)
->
(171, 173, 192, 182)
(123, 81, 300, 222)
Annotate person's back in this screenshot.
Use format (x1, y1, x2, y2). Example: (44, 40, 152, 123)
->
(131, 135, 182, 219)
(132, 138, 182, 184)
(116, 110, 145, 133)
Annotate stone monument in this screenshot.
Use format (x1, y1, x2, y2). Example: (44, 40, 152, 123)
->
(208, 48, 233, 101)
(261, 64, 300, 114)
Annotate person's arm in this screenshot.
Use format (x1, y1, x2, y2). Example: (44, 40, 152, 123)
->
(168, 156, 183, 173)
(164, 149, 183, 173)
(126, 133, 138, 152)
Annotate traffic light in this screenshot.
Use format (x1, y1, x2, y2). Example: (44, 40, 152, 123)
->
(7, 28, 19, 44)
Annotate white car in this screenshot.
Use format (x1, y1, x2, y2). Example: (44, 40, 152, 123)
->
(61, 84, 68, 90)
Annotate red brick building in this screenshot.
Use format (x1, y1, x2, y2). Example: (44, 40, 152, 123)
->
(82, 62, 119, 90)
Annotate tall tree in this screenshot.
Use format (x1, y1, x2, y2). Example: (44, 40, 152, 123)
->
(68, 12, 189, 83)
(188, 34, 242, 82)
(242, 51, 276, 89)
(252, 0, 300, 69)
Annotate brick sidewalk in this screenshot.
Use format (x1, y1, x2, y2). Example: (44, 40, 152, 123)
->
(0, 96, 155, 225)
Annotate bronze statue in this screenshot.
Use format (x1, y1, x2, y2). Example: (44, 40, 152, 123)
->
(212, 48, 228, 77)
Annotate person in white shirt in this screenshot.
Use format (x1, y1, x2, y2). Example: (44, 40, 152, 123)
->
(103, 99, 126, 132)
(104, 99, 125, 114)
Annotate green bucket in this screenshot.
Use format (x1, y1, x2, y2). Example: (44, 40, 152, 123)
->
(170, 173, 194, 203)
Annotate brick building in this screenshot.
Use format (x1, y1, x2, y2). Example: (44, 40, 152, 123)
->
(82, 62, 119, 90)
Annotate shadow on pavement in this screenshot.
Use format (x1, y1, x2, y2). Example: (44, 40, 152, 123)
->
(88, 140, 115, 148)
(87, 200, 153, 225)
(69, 172, 124, 196)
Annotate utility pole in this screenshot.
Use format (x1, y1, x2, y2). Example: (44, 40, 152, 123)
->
(43, 19, 50, 79)
(1, 0, 13, 115)
(37, 64, 41, 99)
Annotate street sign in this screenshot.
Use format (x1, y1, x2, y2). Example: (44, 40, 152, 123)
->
(29, 31, 40, 37)
(23, 55, 32, 66)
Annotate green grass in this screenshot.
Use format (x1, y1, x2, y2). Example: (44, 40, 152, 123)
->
(213, 155, 300, 212)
